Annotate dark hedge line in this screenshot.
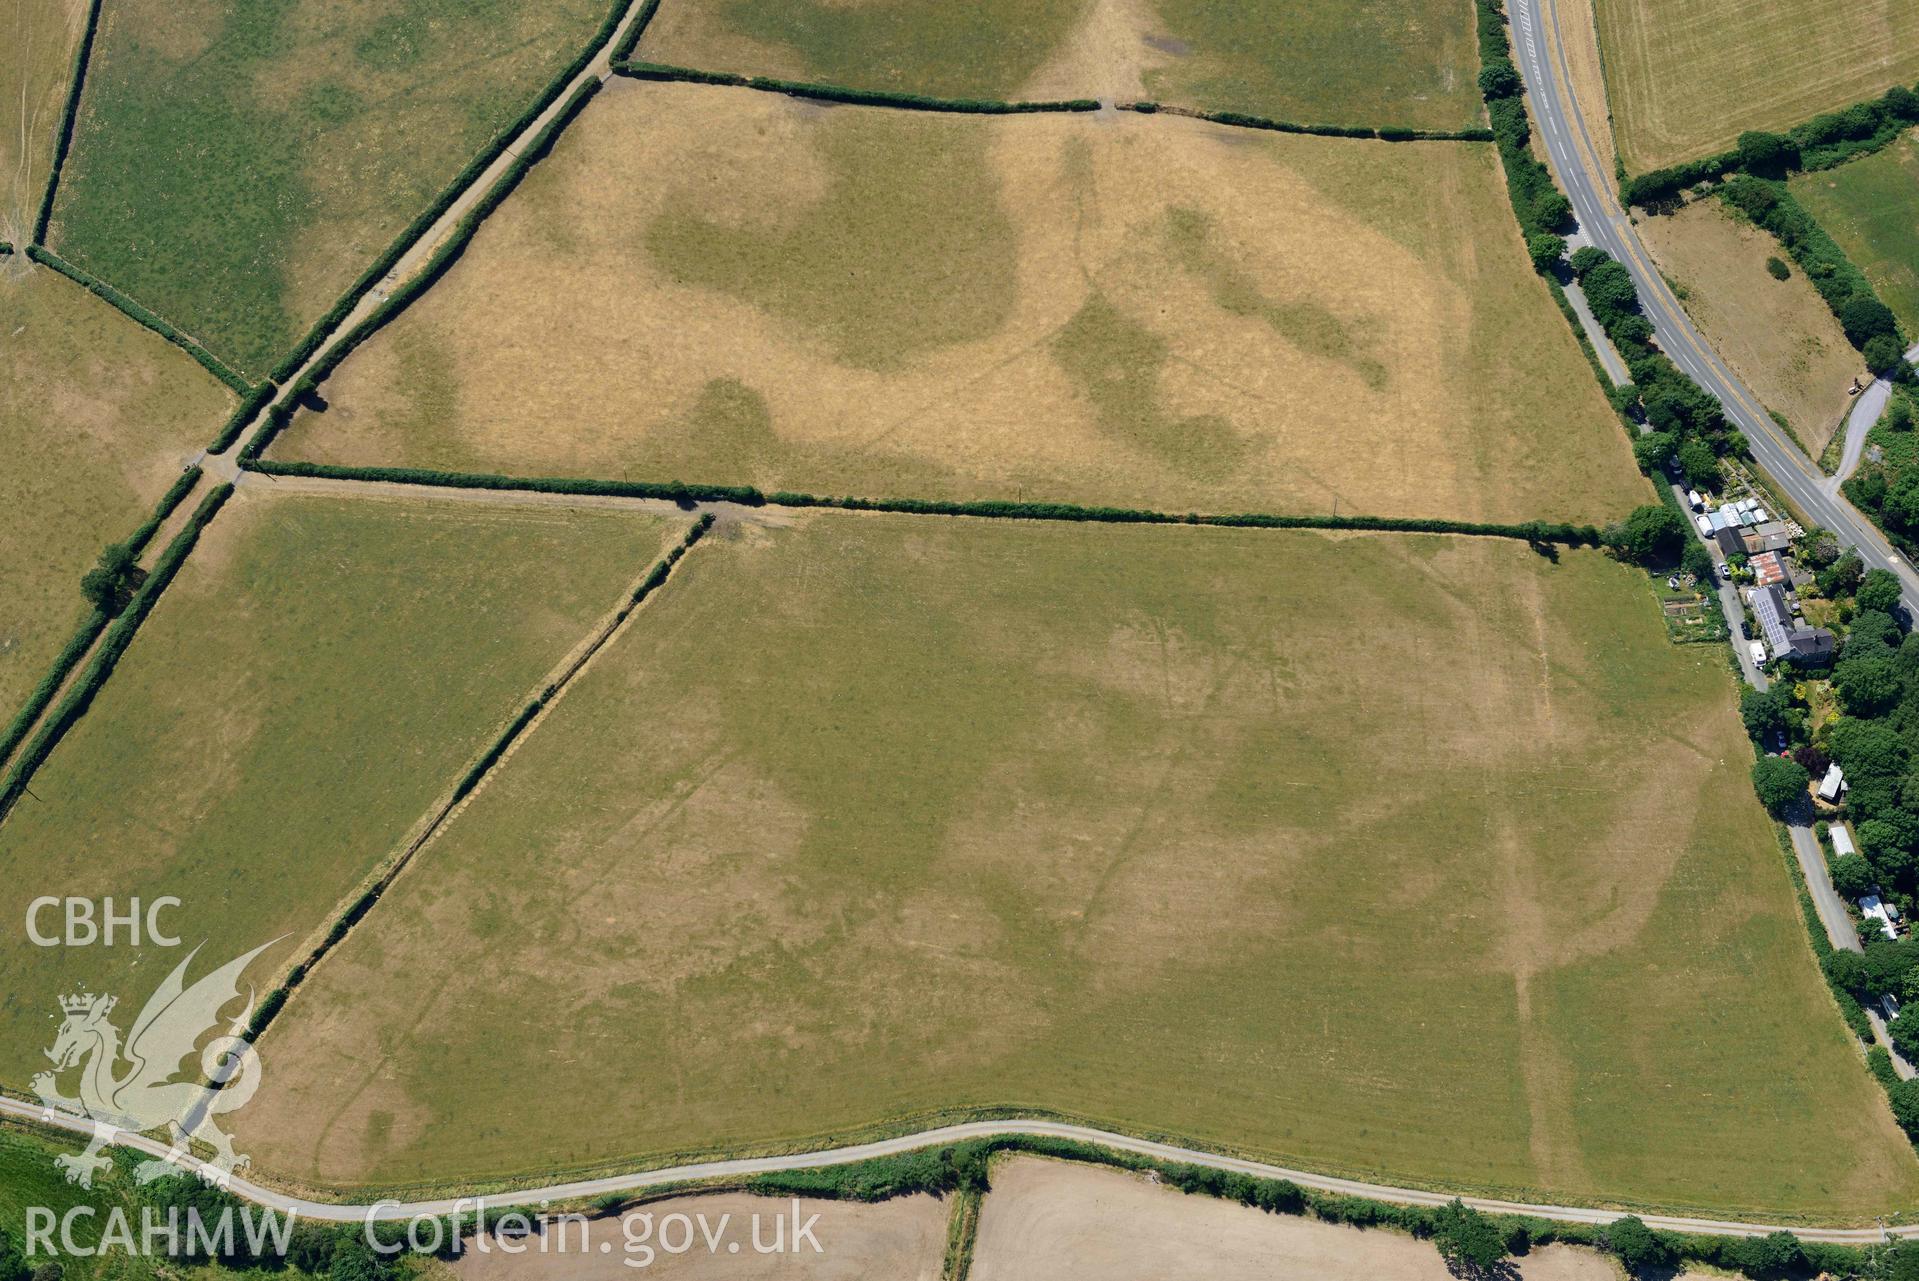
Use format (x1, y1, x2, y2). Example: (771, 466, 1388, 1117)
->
(0, 468, 200, 776)
(30, 0, 105, 244)
(246, 80, 606, 460)
(242, 459, 1603, 545)
(613, 60, 1099, 114)
(1123, 101, 1493, 142)
(1475, 0, 1572, 243)
(0, 484, 232, 823)
(206, 379, 278, 455)
(1719, 175, 1907, 353)
(0, 612, 106, 778)
(265, 0, 630, 385)
(126, 465, 204, 557)
(742, 1134, 1872, 1279)
(609, 0, 663, 61)
(1622, 79, 1919, 207)
(26, 246, 253, 393)
(244, 513, 714, 1048)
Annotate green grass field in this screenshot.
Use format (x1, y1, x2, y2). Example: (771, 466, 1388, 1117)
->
(0, 492, 681, 1092)
(635, 0, 1481, 130)
(44, 0, 609, 376)
(1595, 0, 1919, 173)
(0, 269, 233, 726)
(238, 516, 1919, 1217)
(1793, 130, 1919, 335)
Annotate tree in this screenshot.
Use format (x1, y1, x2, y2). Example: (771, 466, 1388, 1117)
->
(1859, 569, 1905, 616)
(1728, 1230, 1803, 1280)
(1867, 332, 1908, 376)
(1841, 294, 1899, 348)
(1581, 260, 1639, 317)
(1847, 608, 1901, 656)
(1830, 852, 1876, 898)
(78, 541, 144, 617)
(1676, 437, 1720, 489)
(0, 1229, 26, 1281)
(1891, 397, 1915, 432)
(1430, 1199, 1508, 1275)
(1835, 654, 1902, 716)
(1605, 503, 1685, 566)
(1681, 537, 1714, 582)
(1887, 1237, 1919, 1281)
(1631, 431, 1676, 473)
(1569, 245, 1611, 277)
(1526, 232, 1566, 272)
(1736, 130, 1796, 173)
(1764, 255, 1790, 280)
(1887, 473, 1919, 532)
(1478, 61, 1521, 97)
(1819, 549, 1865, 598)
(1739, 686, 1791, 740)
(1750, 755, 1810, 815)
(1891, 1011, 1919, 1062)
(1600, 1215, 1675, 1276)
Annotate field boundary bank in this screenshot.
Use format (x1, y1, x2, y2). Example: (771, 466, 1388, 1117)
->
(241, 514, 715, 1046)
(25, 247, 253, 394)
(29, 0, 104, 244)
(241, 459, 1608, 545)
(0, 1105, 1911, 1241)
(258, 0, 649, 386)
(610, 60, 1496, 141)
(0, 484, 233, 827)
(0, 465, 203, 777)
(240, 79, 604, 462)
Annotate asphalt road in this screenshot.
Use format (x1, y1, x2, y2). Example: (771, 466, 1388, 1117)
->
(0, 1101, 1911, 1241)
(1512, 0, 1919, 616)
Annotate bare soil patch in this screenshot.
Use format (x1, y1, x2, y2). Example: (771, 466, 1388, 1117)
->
(970, 1157, 1624, 1281)
(452, 1192, 947, 1281)
(278, 80, 1645, 526)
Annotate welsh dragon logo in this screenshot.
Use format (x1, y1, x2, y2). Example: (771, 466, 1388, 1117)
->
(31, 941, 277, 1189)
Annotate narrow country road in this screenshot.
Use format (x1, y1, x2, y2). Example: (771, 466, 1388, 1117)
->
(1831, 342, 1919, 492)
(1512, 0, 1919, 616)
(0, 1100, 1912, 1242)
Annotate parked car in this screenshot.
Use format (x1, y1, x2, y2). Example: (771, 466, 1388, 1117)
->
(1748, 640, 1767, 667)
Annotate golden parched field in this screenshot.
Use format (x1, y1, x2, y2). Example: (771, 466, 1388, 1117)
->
(1637, 199, 1862, 456)
(0, 270, 232, 722)
(1593, 0, 1919, 174)
(635, 0, 1483, 131)
(0, 0, 81, 246)
(0, 491, 683, 1090)
(275, 81, 1647, 527)
(238, 515, 1919, 1217)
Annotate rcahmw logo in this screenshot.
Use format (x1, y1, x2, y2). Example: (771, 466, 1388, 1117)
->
(32, 939, 280, 1189)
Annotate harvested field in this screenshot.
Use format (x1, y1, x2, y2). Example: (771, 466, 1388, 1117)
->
(0, 492, 681, 1091)
(0, 268, 231, 723)
(275, 81, 1646, 527)
(636, 0, 1481, 130)
(1593, 0, 1919, 173)
(453, 1192, 948, 1280)
(238, 515, 1918, 1217)
(1637, 198, 1862, 456)
(44, 0, 612, 375)
(0, 0, 81, 248)
(1793, 130, 1919, 335)
(970, 1157, 1630, 1281)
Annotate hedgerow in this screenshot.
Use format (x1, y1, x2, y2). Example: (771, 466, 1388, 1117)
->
(30, 0, 105, 244)
(609, 0, 664, 61)
(265, 0, 632, 385)
(245, 79, 606, 460)
(1718, 175, 1907, 353)
(0, 484, 233, 822)
(1122, 101, 1493, 142)
(26, 246, 253, 394)
(241, 512, 714, 1050)
(737, 1133, 1871, 1279)
(612, 61, 1098, 113)
(1623, 80, 1919, 208)
(206, 379, 278, 454)
(242, 459, 1603, 545)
